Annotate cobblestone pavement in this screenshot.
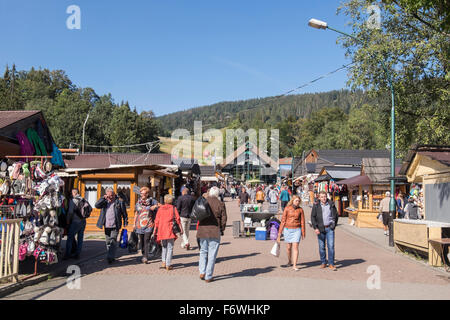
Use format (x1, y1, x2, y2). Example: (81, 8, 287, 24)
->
(3, 198, 450, 300)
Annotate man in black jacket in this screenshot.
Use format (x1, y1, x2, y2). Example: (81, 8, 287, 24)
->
(177, 187, 195, 250)
(311, 191, 339, 271)
(96, 187, 128, 264)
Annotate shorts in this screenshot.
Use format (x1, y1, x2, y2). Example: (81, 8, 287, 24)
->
(382, 212, 390, 226)
(283, 228, 301, 243)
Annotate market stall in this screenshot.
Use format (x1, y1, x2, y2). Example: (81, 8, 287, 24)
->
(337, 158, 407, 228)
(0, 155, 68, 279)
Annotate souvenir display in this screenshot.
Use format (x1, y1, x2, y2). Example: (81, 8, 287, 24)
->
(0, 157, 66, 265)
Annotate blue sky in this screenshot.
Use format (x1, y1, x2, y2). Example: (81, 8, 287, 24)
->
(1, 0, 354, 116)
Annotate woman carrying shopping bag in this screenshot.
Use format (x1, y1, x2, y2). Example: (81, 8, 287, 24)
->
(276, 195, 305, 271)
(154, 194, 183, 270)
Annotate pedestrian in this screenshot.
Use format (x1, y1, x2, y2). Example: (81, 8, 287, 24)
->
(230, 185, 237, 200)
(268, 185, 278, 205)
(404, 196, 419, 220)
(219, 185, 226, 202)
(277, 195, 305, 271)
(280, 186, 291, 212)
(134, 186, 159, 264)
(238, 186, 250, 221)
(256, 187, 265, 204)
(197, 186, 227, 283)
(396, 192, 406, 219)
(249, 186, 256, 204)
(64, 188, 87, 260)
(378, 191, 391, 236)
(95, 187, 128, 264)
(154, 194, 183, 270)
(176, 186, 195, 250)
(311, 191, 339, 271)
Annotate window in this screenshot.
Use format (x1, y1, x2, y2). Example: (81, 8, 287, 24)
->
(100, 181, 114, 198)
(84, 182, 98, 208)
(117, 181, 131, 208)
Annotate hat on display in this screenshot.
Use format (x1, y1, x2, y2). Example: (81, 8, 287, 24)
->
(0, 161, 7, 172)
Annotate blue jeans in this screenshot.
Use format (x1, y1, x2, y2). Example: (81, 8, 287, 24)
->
(65, 220, 86, 258)
(199, 238, 220, 281)
(317, 227, 335, 266)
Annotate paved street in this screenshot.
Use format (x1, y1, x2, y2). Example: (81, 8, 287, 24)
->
(3, 198, 450, 300)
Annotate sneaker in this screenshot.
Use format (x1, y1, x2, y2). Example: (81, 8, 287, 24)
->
(160, 262, 166, 269)
(200, 274, 205, 280)
(166, 265, 173, 271)
(141, 257, 148, 264)
(329, 265, 337, 271)
(320, 264, 327, 269)
(204, 278, 213, 283)
(186, 244, 190, 250)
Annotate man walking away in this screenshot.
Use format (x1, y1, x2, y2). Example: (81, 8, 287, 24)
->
(64, 188, 87, 260)
(268, 185, 278, 205)
(379, 191, 391, 236)
(96, 187, 128, 264)
(311, 191, 339, 271)
(198, 187, 227, 283)
(177, 186, 196, 250)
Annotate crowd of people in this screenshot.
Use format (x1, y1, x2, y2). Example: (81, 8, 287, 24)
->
(62, 179, 420, 277)
(64, 184, 227, 283)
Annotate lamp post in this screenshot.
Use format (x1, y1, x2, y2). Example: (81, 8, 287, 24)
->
(309, 18, 396, 246)
(82, 112, 90, 154)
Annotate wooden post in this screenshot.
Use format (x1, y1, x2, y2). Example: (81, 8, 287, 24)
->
(0, 225, 5, 277)
(12, 221, 19, 282)
(428, 227, 443, 266)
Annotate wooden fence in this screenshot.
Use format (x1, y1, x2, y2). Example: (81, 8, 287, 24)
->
(0, 219, 20, 283)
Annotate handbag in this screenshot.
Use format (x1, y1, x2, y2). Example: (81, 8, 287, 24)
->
(191, 196, 213, 221)
(172, 206, 181, 234)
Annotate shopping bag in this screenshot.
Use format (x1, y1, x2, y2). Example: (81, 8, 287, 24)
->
(119, 229, 128, 248)
(128, 231, 138, 253)
(147, 236, 162, 259)
(270, 242, 280, 257)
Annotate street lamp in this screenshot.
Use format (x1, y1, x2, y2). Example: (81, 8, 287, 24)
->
(82, 112, 90, 154)
(309, 18, 396, 246)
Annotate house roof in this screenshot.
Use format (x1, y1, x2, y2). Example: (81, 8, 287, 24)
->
(279, 157, 293, 165)
(336, 174, 372, 187)
(417, 151, 450, 167)
(323, 166, 361, 180)
(0, 110, 42, 130)
(362, 158, 403, 183)
(316, 149, 390, 159)
(64, 153, 172, 170)
(399, 145, 450, 175)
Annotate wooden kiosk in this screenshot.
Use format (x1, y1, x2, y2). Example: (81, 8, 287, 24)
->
(338, 158, 407, 228)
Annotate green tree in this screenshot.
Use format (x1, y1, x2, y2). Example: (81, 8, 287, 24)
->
(338, 0, 450, 154)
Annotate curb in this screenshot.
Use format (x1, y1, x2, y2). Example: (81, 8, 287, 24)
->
(0, 251, 105, 299)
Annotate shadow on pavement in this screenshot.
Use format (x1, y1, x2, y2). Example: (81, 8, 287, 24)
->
(213, 266, 276, 281)
(171, 252, 260, 270)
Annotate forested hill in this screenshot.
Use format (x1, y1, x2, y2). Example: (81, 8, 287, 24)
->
(157, 89, 369, 135)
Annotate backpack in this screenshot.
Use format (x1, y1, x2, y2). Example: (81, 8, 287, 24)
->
(76, 198, 92, 219)
(191, 196, 213, 222)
